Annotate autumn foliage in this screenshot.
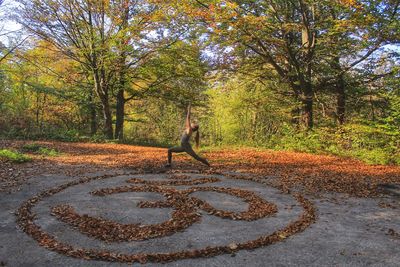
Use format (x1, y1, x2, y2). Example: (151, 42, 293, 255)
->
(1, 140, 399, 197)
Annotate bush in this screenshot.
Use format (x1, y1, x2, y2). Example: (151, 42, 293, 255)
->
(47, 129, 80, 142)
(264, 124, 400, 165)
(89, 133, 107, 143)
(0, 149, 32, 163)
(352, 148, 391, 165)
(21, 143, 42, 152)
(22, 143, 60, 156)
(37, 147, 59, 156)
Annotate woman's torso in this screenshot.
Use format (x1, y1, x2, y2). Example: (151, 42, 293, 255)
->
(180, 131, 192, 144)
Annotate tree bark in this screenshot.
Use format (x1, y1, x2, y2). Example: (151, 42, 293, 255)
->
(88, 89, 97, 135)
(290, 91, 301, 126)
(291, 106, 301, 126)
(93, 70, 113, 139)
(102, 97, 113, 139)
(332, 56, 346, 126)
(336, 73, 346, 125)
(300, 4, 315, 130)
(114, 0, 129, 141)
(115, 88, 125, 140)
(302, 82, 314, 129)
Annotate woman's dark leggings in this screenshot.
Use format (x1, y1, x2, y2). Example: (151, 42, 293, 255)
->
(168, 143, 210, 166)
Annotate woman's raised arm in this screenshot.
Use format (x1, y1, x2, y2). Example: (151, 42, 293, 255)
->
(185, 103, 191, 133)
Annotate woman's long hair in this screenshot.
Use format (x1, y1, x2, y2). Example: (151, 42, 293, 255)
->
(195, 128, 200, 149)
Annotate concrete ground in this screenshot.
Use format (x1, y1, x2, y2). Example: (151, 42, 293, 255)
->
(0, 170, 399, 266)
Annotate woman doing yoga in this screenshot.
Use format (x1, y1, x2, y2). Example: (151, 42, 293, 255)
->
(166, 104, 210, 167)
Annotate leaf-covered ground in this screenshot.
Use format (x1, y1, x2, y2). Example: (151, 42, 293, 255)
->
(1, 140, 399, 197)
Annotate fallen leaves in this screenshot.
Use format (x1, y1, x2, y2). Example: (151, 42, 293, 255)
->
(127, 177, 221, 185)
(183, 186, 277, 221)
(387, 228, 400, 239)
(228, 243, 238, 250)
(15, 169, 316, 264)
(4, 139, 398, 263)
(378, 201, 398, 209)
(53, 185, 201, 242)
(2, 140, 399, 196)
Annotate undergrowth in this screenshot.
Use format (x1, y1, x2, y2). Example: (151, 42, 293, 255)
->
(0, 149, 32, 163)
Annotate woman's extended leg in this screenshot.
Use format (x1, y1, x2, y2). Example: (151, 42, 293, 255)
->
(184, 146, 210, 166)
(167, 146, 185, 166)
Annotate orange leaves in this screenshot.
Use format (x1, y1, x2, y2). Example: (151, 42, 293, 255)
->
(336, 0, 364, 11)
(337, 0, 361, 8)
(15, 165, 316, 264)
(225, 1, 238, 10)
(1, 140, 399, 197)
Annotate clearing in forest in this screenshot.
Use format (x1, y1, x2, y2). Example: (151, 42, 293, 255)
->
(0, 141, 399, 266)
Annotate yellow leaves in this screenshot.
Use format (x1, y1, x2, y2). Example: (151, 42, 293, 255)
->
(336, 0, 363, 9)
(281, 22, 303, 32)
(225, 1, 238, 9)
(338, 0, 358, 7)
(151, 8, 168, 22)
(278, 233, 287, 239)
(362, 14, 378, 24)
(333, 19, 352, 32)
(228, 242, 238, 250)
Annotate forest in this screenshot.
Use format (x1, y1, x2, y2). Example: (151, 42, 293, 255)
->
(0, 0, 399, 165)
(0, 2, 400, 265)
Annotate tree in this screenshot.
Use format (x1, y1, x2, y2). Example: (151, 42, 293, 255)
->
(117, 40, 209, 144)
(316, 0, 400, 125)
(16, 0, 192, 139)
(181, 0, 399, 129)
(110, 0, 186, 140)
(15, 0, 122, 138)
(0, 39, 88, 137)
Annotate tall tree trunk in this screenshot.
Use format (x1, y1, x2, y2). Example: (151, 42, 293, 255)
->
(115, 88, 125, 140)
(89, 89, 97, 135)
(291, 92, 301, 126)
(93, 71, 113, 139)
(114, 1, 129, 141)
(332, 56, 346, 126)
(114, 52, 127, 141)
(302, 82, 314, 129)
(291, 106, 301, 126)
(336, 73, 346, 125)
(290, 81, 313, 129)
(102, 96, 113, 139)
(300, 5, 315, 130)
(36, 92, 40, 130)
(90, 104, 97, 136)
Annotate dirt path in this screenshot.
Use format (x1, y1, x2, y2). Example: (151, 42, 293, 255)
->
(0, 141, 399, 266)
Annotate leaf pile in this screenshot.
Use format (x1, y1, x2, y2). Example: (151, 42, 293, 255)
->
(127, 177, 221, 186)
(388, 228, 400, 239)
(183, 186, 277, 221)
(2, 140, 400, 196)
(15, 169, 316, 264)
(52, 185, 201, 242)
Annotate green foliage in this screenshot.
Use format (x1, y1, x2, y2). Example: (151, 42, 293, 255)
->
(0, 0, 398, 166)
(22, 143, 60, 156)
(88, 133, 108, 143)
(123, 100, 184, 146)
(203, 73, 291, 146)
(352, 148, 391, 165)
(259, 124, 399, 165)
(0, 149, 32, 163)
(21, 143, 42, 152)
(48, 130, 81, 142)
(37, 147, 60, 156)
